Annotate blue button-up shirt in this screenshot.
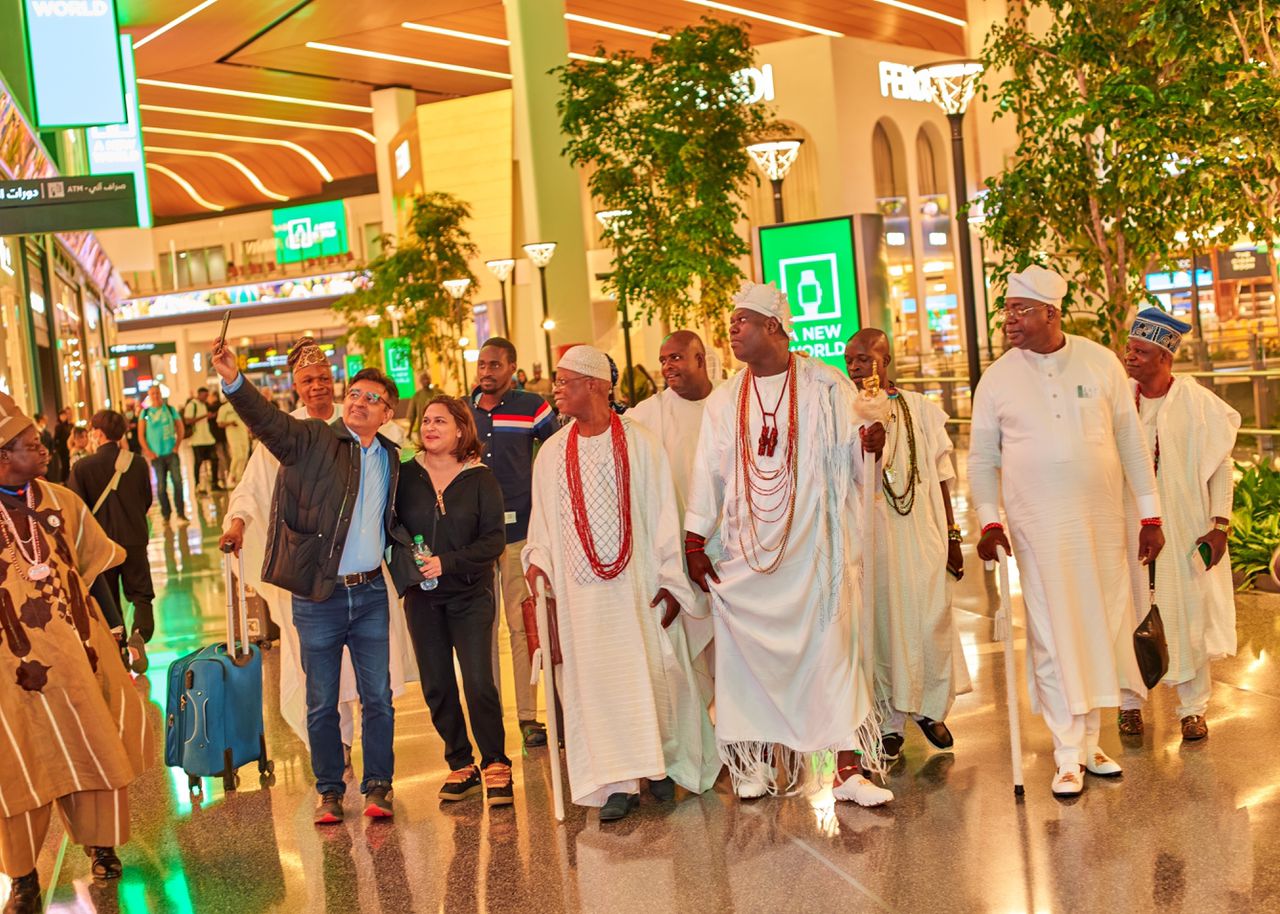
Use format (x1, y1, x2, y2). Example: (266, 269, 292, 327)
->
(223, 373, 389, 574)
(337, 429, 389, 574)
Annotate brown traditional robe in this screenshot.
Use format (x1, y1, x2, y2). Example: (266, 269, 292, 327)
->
(0, 480, 151, 822)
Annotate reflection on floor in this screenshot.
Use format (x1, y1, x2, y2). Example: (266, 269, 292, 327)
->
(16, 475, 1280, 914)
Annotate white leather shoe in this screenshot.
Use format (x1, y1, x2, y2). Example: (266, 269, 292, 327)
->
(733, 761, 772, 799)
(833, 773, 894, 806)
(1051, 765, 1084, 797)
(1084, 749, 1123, 777)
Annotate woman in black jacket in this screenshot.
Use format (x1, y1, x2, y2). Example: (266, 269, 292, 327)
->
(391, 396, 512, 806)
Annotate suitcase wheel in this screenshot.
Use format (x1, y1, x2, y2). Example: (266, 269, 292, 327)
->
(260, 769, 276, 788)
(258, 758, 275, 776)
(223, 772, 240, 793)
(256, 639, 272, 651)
(188, 775, 203, 800)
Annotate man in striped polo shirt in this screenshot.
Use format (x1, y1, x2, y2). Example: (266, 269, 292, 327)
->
(471, 337, 557, 747)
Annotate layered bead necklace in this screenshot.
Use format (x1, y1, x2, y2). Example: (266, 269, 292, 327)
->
(565, 412, 633, 580)
(881, 389, 921, 517)
(0, 483, 52, 581)
(735, 354, 799, 574)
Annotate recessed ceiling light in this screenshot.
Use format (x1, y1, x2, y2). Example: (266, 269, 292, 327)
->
(144, 126, 334, 182)
(401, 22, 510, 46)
(145, 146, 290, 201)
(568, 52, 609, 63)
(873, 0, 966, 27)
(681, 0, 843, 37)
(133, 0, 221, 49)
(305, 41, 512, 80)
(564, 13, 670, 40)
(136, 79, 373, 113)
(141, 104, 377, 142)
(146, 162, 225, 211)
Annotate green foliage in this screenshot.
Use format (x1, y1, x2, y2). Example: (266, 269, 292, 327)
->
(333, 192, 477, 383)
(1230, 461, 1280, 590)
(556, 18, 777, 337)
(978, 0, 1254, 351)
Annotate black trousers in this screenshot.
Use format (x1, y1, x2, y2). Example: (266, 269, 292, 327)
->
(101, 544, 156, 641)
(192, 444, 217, 489)
(405, 585, 510, 770)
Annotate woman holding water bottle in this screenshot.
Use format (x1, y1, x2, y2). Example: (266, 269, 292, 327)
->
(390, 396, 513, 806)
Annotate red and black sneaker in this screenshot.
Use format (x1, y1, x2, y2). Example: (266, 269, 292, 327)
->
(364, 785, 394, 818)
(439, 765, 482, 801)
(314, 791, 344, 825)
(483, 762, 514, 807)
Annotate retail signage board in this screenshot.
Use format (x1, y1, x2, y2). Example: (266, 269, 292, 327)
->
(344, 352, 365, 379)
(22, 0, 127, 129)
(757, 216, 861, 369)
(380, 337, 415, 400)
(0, 174, 137, 233)
(272, 200, 349, 264)
(87, 36, 150, 228)
(1216, 247, 1272, 281)
(110, 341, 176, 356)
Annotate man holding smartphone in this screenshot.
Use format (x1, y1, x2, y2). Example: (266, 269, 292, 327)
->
(1119, 308, 1240, 742)
(846, 329, 972, 763)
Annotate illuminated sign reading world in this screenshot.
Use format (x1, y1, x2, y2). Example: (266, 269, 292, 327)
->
(22, 0, 126, 128)
(758, 216, 862, 369)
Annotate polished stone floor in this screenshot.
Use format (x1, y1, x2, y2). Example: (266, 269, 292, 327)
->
(13, 472, 1280, 914)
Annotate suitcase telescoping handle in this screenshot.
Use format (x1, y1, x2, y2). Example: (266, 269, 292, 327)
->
(220, 543, 251, 660)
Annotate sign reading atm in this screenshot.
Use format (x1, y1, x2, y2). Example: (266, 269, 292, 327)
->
(271, 200, 349, 264)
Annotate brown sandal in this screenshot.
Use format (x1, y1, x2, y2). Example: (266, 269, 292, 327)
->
(85, 845, 122, 880)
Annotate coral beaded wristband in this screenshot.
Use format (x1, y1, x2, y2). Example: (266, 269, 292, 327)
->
(1140, 517, 1162, 527)
(981, 522, 1003, 534)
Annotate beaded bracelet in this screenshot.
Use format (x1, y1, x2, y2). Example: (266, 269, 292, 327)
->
(981, 522, 1004, 534)
(1140, 517, 1163, 527)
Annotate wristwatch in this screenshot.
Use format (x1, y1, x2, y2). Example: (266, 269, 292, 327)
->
(1213, 519, 1230, 533)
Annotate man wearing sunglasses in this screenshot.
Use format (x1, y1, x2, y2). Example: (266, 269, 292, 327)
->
(212, 341, 406, 825)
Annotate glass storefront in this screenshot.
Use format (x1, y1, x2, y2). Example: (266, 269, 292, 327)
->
(0, 236, 36, 417)
(51, 264, 92, 422)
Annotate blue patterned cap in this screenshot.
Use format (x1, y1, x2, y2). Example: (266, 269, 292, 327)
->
(1130, 307, 1191, 354)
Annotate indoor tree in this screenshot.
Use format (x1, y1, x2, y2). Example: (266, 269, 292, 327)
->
(334, 192, 478, 385)
(556, 17, 778, 339)
(978, 0, 1233, 350)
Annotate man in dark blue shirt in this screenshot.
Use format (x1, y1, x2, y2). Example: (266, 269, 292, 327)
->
(470, 337, 556, 747)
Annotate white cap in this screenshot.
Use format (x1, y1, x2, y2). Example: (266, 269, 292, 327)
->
(733, 281, 793, 334)
(556, 345, 612, 382)
(1006, 265, 1068, 306)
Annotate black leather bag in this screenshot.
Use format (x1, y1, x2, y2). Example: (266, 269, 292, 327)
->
(1134, 561, 1169, 690)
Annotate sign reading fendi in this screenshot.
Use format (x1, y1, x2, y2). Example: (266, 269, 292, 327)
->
(757, 217, 862, 369)
(22, 0, 126, 128)
(271, 200, 349, 264)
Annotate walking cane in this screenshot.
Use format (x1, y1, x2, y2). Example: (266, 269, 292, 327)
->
(860, 450, 878, 677)
(532, 577, 566, 822)
(994, 547, 1025, 798)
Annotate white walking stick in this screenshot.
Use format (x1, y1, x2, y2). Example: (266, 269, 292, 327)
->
(852, 367, 889, 679)
(993, 547, 1025, 798)
(531, 577, 565, 822)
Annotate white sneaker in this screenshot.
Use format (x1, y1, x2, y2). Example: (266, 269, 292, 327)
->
(733, 761, 772, 799)
(1084, 749, 1122, 777)
(833, 773, 894, 807)
(1051, 765, 1084, 797)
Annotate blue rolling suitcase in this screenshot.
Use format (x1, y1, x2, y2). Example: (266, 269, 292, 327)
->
(165, 548, 275, 798)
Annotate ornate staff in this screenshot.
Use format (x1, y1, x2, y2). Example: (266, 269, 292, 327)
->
(531, 577, 566, 821)
(994, 547, 1025, 798)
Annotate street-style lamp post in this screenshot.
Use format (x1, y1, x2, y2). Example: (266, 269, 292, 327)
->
(523, 242, 558, 375)
(595, 208, 634, 398)
(485, 258, 515, 336)
(746, 139, 803, 224)
(915, 58, 985, 393)
(443, 278, 472, 391)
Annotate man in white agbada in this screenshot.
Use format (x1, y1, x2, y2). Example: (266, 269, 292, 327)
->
(219, 338, 414, 753)
(1119, 308, 1239, 742)
(523, 345, 719, 822)
(684, 281, 892, 807)
(627, 330, 717, 711)
(845, 328, 972, 761)
(971, 265, 1165, 798)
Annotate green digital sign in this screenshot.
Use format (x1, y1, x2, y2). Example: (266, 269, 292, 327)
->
(758, 216, 861, 368)
(344, 352, 365, 379)
(22, 0, 127, 129)
(87, 36, 151, 228)
(380, 338, 414, 401)
(271, 200, 348, 264)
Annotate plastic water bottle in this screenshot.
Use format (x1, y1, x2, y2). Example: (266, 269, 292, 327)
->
(413, 535, 438, 591)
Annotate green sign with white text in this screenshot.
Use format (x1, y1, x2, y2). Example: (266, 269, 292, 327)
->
(380, 338, 414, 401)
(344, 352, 365, 380)
(271, 200, 348, 263)
(758, 216, 860, 369)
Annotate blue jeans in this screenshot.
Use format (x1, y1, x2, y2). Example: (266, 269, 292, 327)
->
(293, 579, 395, 796)
(151, 452, 185, 519)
